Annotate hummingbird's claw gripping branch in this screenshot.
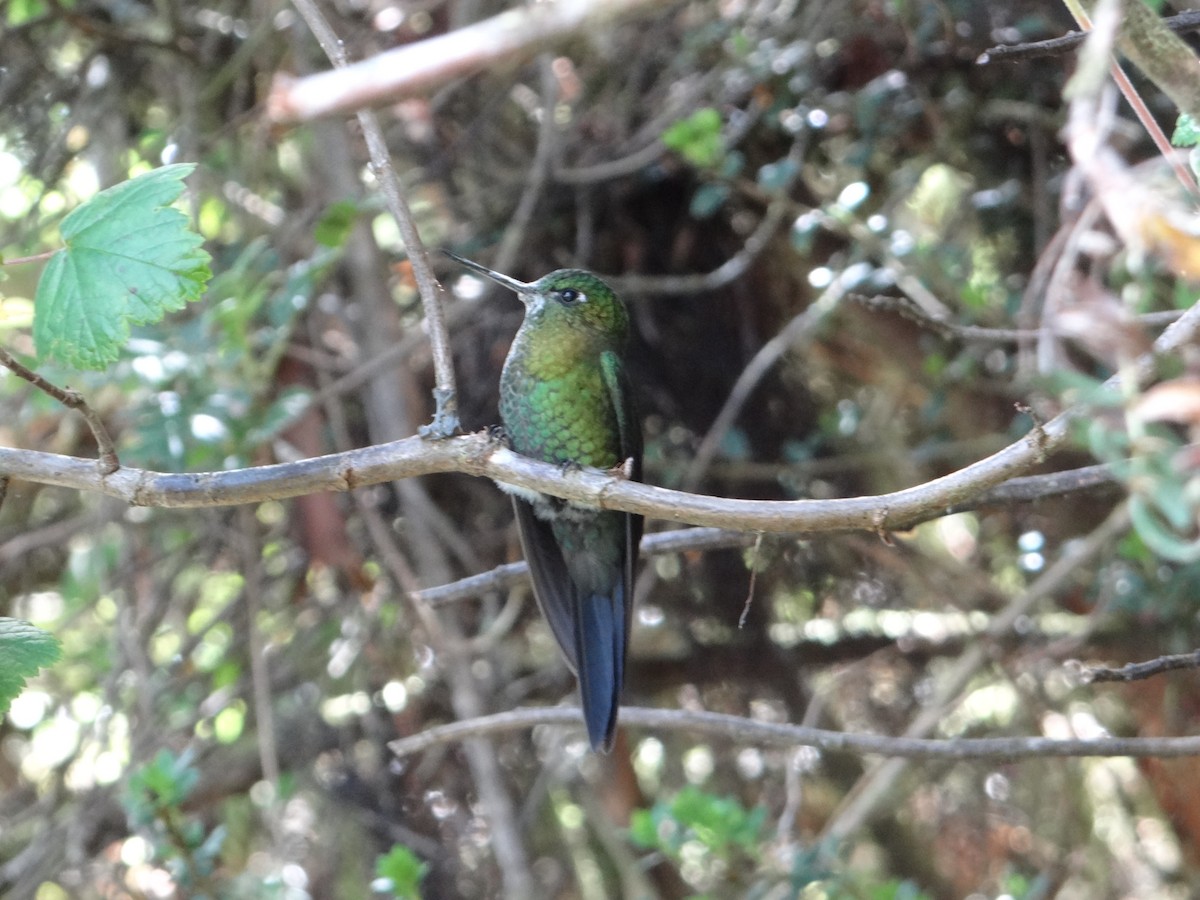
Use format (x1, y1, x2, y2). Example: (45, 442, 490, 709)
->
(483, 424, 510, 446)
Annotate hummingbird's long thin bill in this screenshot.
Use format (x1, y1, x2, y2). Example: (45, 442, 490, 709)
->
(442, 250, 531, 292)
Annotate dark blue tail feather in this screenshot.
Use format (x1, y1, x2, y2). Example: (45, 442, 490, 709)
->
(576, 584, 626, 752)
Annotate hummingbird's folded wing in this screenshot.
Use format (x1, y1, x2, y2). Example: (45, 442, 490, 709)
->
(512, 497, 581, 675)
(601, 350, 645, 647)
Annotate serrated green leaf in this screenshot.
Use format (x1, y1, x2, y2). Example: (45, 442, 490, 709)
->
(0, 618, 62, 716)
(34, 164, 212, 370)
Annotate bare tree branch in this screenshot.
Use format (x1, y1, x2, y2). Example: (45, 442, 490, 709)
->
(1085, 650, 1200, 683)
(978, 9, 1200, 63)
(389, 705, 1200, 760)
(3, 296, 1198, 528)
(852, 292, 1183, 343)
(268, 0, 671, 123)
(416, 526, 754, 606)
(420, 455, 1134, 605)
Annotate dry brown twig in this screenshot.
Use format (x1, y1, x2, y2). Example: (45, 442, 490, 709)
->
(978, 9, 1200, 63)
(1085, 651, 1200, 683)
(0, 345, 119, 474)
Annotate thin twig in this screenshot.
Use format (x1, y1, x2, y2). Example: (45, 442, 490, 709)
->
(738, 533, 763, 629)
(609, 198, 791, 296)
(1064, 0, 1200, 198)
(955, 462, 1122, 510)
(418, 526, 755, 605)
(238, 506, 280, 788)
(852, 292, 1183, 343)
(389, 701, 1200, 760)
(0, 346, 119, 474)
(552, 70, 725, 185)
(978, 9, 1200, 63)
(0, 249, 57, 266)
(1085, 650, 1200, 683)
(290, 0, 460, 438)
(606, 136, 804, 296)
(305, 287, 536, 895)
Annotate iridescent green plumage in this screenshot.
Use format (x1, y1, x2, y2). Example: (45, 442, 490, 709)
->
(445, 252, 643, 752)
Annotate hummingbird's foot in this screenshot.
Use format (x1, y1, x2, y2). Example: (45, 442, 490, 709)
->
(483, 424, 510, 446)
(608, 457, 635, 480)
(557, 458, 583, 476)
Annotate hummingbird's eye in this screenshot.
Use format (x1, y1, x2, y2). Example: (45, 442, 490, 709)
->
(557, 289, 584, 305)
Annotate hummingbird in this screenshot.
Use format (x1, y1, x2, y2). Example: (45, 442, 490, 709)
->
(445, 251, 643, 752)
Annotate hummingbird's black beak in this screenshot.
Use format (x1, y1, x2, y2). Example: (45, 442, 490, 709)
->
(442, 250, 531, 295)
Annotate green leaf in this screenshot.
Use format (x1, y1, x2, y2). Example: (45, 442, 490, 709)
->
(34, 164, 213, 370)
(1130, 495, 1200, 563)
(1172, 113, 1200, 148)
(663, 108, 724, 169)
(628, 809, 660, 849)
(0, 618, 62, 716)
(375, 845, 428, 899)
(125, 748, 201, 825)
(6, 0, 48, 26)
(314, 200, 360, 248)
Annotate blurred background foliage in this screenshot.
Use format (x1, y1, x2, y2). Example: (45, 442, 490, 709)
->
(2, 0, 1200, 897)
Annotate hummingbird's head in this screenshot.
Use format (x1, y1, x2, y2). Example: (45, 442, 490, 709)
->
(444, 252, 629, 341)
(525, 269, 629, 339)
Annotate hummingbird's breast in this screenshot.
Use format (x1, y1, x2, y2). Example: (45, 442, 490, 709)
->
(498, 325, 622, 473)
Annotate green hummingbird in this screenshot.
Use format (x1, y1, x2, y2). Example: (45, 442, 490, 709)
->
(445, 251, 643, 752)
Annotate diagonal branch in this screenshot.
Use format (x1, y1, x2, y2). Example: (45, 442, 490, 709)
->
(268, 0, 671, 122)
